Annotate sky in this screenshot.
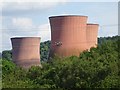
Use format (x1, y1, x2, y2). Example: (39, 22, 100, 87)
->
(0, 0, 119, 52)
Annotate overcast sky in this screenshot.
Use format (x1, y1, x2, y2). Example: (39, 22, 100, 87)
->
(0, 0, 119, 52)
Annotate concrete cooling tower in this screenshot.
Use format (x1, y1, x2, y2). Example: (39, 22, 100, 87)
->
(11, 37, 41, 68)
(49, 15, 88, 58)
(86, 24, 99, 49)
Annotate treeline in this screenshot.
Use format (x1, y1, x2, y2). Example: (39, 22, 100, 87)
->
(2, 35, 119, 61)
(98, 35, 119, 45)
(1, 35, 120, 88)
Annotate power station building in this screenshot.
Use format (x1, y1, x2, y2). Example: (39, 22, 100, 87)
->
(11, 37, 41, 68)
(49, 15, 99, 58)
(10, 15, 99, 68)
(86, 24, 99, 49)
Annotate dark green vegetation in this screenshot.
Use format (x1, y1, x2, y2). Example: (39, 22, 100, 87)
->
(0, 53, 2, 59)
(2, 50, 12, 60)
(2, 36, 120, 88)
(40, 40, 51, 62)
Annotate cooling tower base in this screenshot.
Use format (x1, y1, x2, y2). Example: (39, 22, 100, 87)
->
(13, 59, 41, 69)
(49, 48, 88, 59)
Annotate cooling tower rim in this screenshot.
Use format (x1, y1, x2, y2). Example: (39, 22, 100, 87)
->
(87, 23, 99, 26)
(11, 37, 41, 40)
(49, 15, 88, 18)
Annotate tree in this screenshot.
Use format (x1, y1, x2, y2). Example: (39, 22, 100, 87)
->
(2, 50, 12, 60)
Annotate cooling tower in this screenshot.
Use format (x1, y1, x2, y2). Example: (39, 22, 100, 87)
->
(49, 15, 88, 58)
(11, 37, 41, 68)
(86, 24, 99, 49)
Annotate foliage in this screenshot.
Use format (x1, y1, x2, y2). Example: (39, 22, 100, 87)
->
(2, 36, 120, 88)
(0, 53, 2, 59)
(2, 50, 12, 60)
(98, 35, 119, 45)
(40, 40, 51, 62)
(2, 59, 16, 75)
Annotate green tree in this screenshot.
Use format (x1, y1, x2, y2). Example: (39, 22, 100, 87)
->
(2, 50, 12, 60)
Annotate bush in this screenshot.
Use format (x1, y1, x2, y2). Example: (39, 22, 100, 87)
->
(2, 59, 16, 75)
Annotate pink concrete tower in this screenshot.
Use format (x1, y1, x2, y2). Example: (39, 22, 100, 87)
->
(49, 15, 88, 58)
(11, 37, 41, 68)
(86, 24, 99, 49)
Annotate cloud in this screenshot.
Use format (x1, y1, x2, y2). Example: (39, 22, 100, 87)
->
(10, 17, 37, 37)
(98, 25, 118, 37)
(2, 32, 12, 51)
(2, 1, 67, 16)
(0, 16, 2, 52)
(37, 23, 51, 42)
(2, 0, 67, 3)
(0, 16, 2, 30)
(11, 17, 50, 41)
(12, 17, 33, 28)
(69, 0, 119, 2)
(11, 17, 51, 42)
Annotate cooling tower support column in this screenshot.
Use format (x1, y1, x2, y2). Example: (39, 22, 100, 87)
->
(49, 15, 88, 58)
(86, 24, 99, 49)
(11, 37, 41, 68)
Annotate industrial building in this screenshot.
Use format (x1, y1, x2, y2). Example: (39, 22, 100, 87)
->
(11, 15, 99, 68)
(49, 15, 99, 58)
(86, 24, 99, 49)
(11, 37, 41, 68)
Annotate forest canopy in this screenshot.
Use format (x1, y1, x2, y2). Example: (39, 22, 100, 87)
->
(1, 35, 120, 88)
